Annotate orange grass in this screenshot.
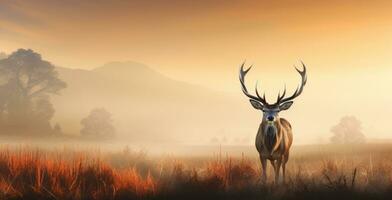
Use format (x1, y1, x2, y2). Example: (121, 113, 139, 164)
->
(0, 144, 391, 200)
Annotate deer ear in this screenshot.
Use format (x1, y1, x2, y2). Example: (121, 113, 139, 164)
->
(249, 99, 263, 110)
(279, 101, 293, 111)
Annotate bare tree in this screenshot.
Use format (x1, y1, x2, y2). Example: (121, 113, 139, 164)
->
(80, 108, 115, 139)
(0, 49, 66, 134)
(330, 116, 366, 144)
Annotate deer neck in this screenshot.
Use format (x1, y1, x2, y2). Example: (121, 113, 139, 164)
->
(261, 119, 282, 155)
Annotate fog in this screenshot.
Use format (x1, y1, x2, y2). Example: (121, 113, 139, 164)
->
(52, 60, 392, 146)
(0, 48, 391, 156)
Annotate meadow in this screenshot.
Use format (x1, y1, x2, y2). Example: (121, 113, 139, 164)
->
(0, 143, 391, 200)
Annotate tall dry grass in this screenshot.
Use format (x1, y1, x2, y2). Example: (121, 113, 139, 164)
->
(0, 144, 391, 200)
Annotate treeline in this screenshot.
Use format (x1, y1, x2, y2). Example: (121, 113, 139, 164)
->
(0, 49, 115, 139)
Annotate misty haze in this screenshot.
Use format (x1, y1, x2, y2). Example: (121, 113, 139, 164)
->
(1, 1, 392, 200)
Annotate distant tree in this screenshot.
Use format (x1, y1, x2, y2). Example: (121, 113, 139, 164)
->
(210, 136, 219, 144)
(330, 116, 366, 144)
(53, 123, 62, 135)
(80, 108, 115, 139)
(0, 52, 7, 60)
(0, 49, 66, 134)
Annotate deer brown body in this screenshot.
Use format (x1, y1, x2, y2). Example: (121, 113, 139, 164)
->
(239, 62, 307, 183)
(256, 118, 293, 183)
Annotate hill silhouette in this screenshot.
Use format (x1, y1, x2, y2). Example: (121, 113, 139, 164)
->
(52, 61, 251, 144)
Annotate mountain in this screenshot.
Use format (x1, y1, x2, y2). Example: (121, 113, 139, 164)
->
(52, 62, 254, 144)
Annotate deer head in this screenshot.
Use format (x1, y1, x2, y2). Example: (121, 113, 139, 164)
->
(239, 62, 307, 123)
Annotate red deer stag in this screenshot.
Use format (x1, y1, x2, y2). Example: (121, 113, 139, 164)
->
(239, 62, 307, 183)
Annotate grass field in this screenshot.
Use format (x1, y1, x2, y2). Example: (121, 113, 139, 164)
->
(0, 143, 391, 200)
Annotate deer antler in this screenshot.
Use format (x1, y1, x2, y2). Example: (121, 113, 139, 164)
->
(275, 62, 307, 105)
(239, 63, 269, 106)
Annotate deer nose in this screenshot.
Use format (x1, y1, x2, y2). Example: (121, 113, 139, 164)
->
(267, 116, 274, 121)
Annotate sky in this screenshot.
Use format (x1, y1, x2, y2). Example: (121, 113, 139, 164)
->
(1, 0, 392, 143)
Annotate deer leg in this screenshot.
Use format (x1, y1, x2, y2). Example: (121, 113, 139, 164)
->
(282, 161, 286, 184)
(260, 155, 267, 184)
(270, 160, 276, 174)
(282, 153, 289, 184)
(275, 158, 282, 184)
